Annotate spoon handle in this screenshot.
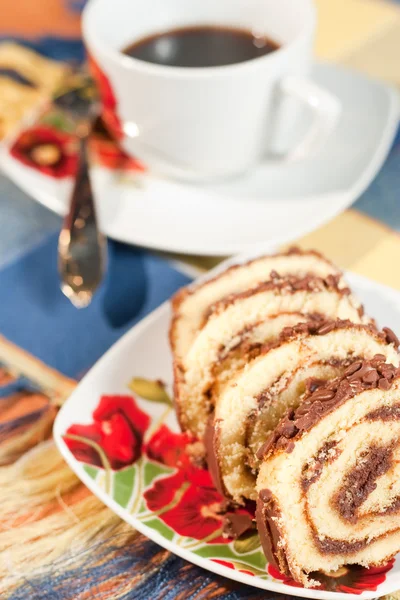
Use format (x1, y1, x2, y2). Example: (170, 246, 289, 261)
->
(58, 133, 107, 308)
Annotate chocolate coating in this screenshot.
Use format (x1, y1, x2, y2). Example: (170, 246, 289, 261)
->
(222, 512, 255, 538)
(257, 356, 400, 460)
(214, 275, 350, 317)
(255, 490, 285, 571)
(204, 416, 225, 495)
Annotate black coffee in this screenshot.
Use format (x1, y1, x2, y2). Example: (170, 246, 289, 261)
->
(123, 25, 280, 68)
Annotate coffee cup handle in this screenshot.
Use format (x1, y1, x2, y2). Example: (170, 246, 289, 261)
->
(278, 75, 342, 161)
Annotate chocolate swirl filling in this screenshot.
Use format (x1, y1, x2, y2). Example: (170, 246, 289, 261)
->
(256, 358, 400, 577)
(257, 355, 400, 460)
(212, 274, 351, 320)
(333, 445, 394, 523)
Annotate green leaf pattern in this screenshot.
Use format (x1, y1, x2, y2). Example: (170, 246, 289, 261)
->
(105, 455, 267, 579)
(71, 377, 269, 582)
(128, 377, 172, 406)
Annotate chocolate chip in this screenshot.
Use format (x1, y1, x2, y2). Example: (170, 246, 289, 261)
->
(285, 441, 295, 453)
(295, 410, 320, 431)
(378, 363, 395, 377)
(380, 367, 395, 381)
(316, 321, 336, 335)
(277, 420, 297, 437)
(362, 369, 379, 384)
(256, 435, 276, 460)
(275, 436, 291, 450)
(348, 363, 371, 381)
(378, 378, 391, 390)
(344, 361, 362, 377)
(310, 388, 335, 402)
(383, 327, 400, 348)
(294, 322, 309, 333)
(372, 354, 387, 363)
(370, 356, 385, 369)
(222, 512, 255, 538)
(333, 380, 352, 402)
(274, 435, 296, 452)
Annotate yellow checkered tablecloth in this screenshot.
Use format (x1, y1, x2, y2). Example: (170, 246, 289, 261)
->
(176, 0, 400, 289)
(305, 0, 400, 281)
(307, 0, 400, 289)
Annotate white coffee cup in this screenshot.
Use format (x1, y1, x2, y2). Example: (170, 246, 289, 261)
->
(83, 0, 341, 181)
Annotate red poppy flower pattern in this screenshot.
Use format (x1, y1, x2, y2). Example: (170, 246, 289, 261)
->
(144, 423, 194, 468)
(268, 560, 395, 594)
(10, 126, 78, 178)
(144, 465, 227, 543)
(144, 425, 255, 543)
(64, 395, 150, 470)
(10, 119, 145, 178)
(10, 59, 147, 177)
(88, 54, 123, 140)
(65, 396, 253, 544)
(63, 391, 394, 593)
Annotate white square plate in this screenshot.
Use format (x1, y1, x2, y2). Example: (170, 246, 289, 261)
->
(54, 254, 400, 600)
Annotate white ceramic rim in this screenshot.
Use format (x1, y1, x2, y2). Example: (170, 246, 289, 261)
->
(82, 0, 316, 78)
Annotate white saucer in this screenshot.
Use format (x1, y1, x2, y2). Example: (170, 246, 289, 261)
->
(1, 62, 399, 256)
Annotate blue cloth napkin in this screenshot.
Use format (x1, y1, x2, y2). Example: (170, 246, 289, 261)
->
(0, 233, 191, 379)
